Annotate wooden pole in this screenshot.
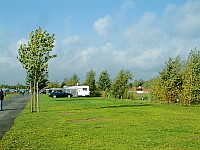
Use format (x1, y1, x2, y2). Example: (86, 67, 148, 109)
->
(33, 80, 36, 111)
(37, 82, 39, 112)
(30, 82, 33, 112)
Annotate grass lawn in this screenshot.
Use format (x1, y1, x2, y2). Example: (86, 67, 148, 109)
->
(0, 94, 200, 149)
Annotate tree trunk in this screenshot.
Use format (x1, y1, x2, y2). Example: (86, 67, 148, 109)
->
(30, 82, 33, 112)
(37, 82, 39, 112)
(33, 79, 36, 112)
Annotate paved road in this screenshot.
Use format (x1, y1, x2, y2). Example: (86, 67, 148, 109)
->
(0, 94, 30, 140)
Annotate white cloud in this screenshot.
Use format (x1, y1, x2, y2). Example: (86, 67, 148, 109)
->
(2, 1, 200, 84)
(120, 1, 200, 74)
(115, 0, 134, 22)
(93, 15, 112, 36)
(0, 38, 27, 84)
(0, 38, 28, 65)
(121, 1, 134, 11)
(50, 1, 200, 82)
(124, 12, 160, 47)
(78, 47, 96, 63)
(164, 1, 200, 39)
(9, 38, 28, 57)
(174, 13, 200, 39)
(61, 35, 80, 46)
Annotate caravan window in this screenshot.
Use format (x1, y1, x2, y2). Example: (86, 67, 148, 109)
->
(83, 88, 87, 91)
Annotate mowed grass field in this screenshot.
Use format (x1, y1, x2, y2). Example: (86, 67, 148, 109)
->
(0, 94, 200, 149)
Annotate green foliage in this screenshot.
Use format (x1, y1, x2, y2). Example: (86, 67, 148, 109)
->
(0, 84, 27, 89)
(181, 49, 200, 105)
(132, 79, 145, 87)
(97, 70, 112, 96)
(158, 56, 182, 103)
(61, 73, 80, 87)
(151, 49, 200, 105)
(83, 70, 97, 96)
(17, 27, 57, 89)
(123, 91, 135, 100)
(101, 88, 111, 98)
(46, 81, 60, 88)
(143, 79, 153, 89)
(1, 95, 200, 149)
(17, 27, 57, 112)
(111, 69, 133, 99)
(151, 78, 162, 103)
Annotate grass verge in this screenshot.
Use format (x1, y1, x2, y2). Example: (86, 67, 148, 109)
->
(0, 95, 200, 149)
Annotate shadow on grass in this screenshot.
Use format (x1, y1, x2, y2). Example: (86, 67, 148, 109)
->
(52, 98, 94, 102)
(98, 104, 152, 109)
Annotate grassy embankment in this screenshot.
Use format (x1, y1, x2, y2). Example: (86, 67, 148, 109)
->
(0, 94, 200, 149)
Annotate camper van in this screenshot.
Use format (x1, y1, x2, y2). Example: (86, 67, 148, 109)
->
(63, 86, 90, 97)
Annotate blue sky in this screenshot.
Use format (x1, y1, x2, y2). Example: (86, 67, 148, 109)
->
(1, 0, 200, 85)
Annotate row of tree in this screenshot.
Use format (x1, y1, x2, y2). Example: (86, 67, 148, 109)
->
(0, 84, 27, 89)
(151, 49, 200, 105)
(17, 27, 135, 112)
(47, 69, 134, 99)
(16, 27, 199, 114)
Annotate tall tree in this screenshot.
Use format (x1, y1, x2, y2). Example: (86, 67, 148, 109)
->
(83, 70, 96, 96)
(97, 70, 112, 91)
(111, 69, 133, 99)
(61, 73, 79, 87)
(97, 70, 112, 97)
(158, 56, 182, 103)
(17, 27, 57, 112)
(150, 48, 200, 105)
(71, 73, 80, 85)
(46, 81, 60, 88)
(181, 49, 200, 105)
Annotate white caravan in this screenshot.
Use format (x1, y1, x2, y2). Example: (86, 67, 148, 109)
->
(63, 86, 90, 97)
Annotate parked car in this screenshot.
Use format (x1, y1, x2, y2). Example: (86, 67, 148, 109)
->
(49, 91, 73, 98)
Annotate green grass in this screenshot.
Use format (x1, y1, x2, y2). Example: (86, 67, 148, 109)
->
(0, 95, 200, 149)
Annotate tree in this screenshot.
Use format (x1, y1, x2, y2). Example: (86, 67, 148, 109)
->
(111, 69, 133, 99)
(143, 79, 152, 89)
(17, 27, 57, 112)
(132, 79, 145, 87)
(83, 70, 96, 96)
(158, 56, 183, 103)
(97, 70, 112, 97)
(46, 81, 60, 88)
(181, 49, 200, 105)
(61, 73, 79, 87)
(150, 48, 200, 105)
(150, 77, 162, 103)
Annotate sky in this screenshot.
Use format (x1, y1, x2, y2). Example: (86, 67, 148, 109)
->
(0, 0, 200, 85)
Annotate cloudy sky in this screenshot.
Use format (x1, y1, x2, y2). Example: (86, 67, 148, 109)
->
(1, 0, 200, 85)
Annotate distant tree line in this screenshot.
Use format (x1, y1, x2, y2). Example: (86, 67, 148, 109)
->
(46, 69, 134, 99)
(0, 84, 27, 89)
(151, 49, 200, 105)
